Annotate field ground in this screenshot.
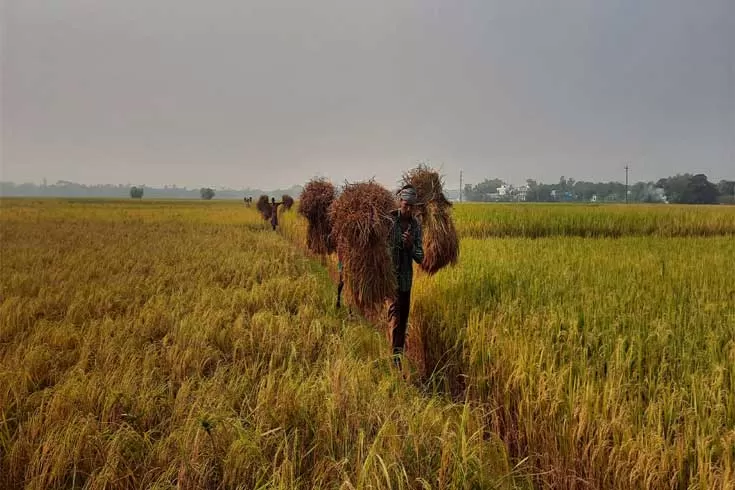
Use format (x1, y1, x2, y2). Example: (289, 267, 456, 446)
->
(2, 199, 734, 489)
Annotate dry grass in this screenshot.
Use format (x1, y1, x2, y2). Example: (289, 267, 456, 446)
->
(281, 195, 294, 211)
(402, 165, 459, 274)
(328, 181, 397, 312)
(298, 179, 337, 256)
(256, 195, 272, 220)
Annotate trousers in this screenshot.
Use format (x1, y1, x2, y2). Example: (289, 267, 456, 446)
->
(388, 290, 411, 356)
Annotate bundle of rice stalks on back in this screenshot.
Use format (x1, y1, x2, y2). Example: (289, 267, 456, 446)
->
(402, 164, 459, 274)
(281, 194, 294, 211)
(420, 201, 459, 274)
(256, 195, 272, 220)
(329, 181, 397, 311)
(299, 179, 336, 255)
(403, 163, 452, 210)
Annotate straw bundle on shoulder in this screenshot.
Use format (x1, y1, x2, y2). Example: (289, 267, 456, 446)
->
(403, 164, 452, 209)
(256, 195, 272, 220)
(420, 202, 459, 274)
(299, 179, 336, 255)
(402, 165, 459, 274)
(329, 180, 397, 311)
(282, 194, 294, 211)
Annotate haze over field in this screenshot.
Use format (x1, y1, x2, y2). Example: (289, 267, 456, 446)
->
(2, 0, 734, 189)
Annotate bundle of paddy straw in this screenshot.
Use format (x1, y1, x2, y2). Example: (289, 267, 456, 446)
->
(256, 195, 272, 220)
(329, 180, 397, 311)
(281, 194, 295, 211)
(402, 164, 459, 274)
(298, 179, 336, 255)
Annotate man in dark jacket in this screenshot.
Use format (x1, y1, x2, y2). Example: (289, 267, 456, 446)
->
(270, 197, 282, 231)
(388, 185, 424, 369)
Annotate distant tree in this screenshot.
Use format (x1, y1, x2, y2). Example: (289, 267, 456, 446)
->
(200, 187, 215, 200)
(687, 174, 719, 204)
(656, 174, 719, 204)
(717, 180, 735, 204)
(464, 178, 506, 201)
(130, 186, 144, 199)
(525, 179, 539, 201)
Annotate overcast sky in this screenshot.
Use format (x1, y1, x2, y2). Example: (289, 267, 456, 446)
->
(2, 0, 733, 189)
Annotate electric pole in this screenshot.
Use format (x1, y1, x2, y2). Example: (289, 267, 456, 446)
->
(624, 165, 629, 204)
(459, 170, 463, 203)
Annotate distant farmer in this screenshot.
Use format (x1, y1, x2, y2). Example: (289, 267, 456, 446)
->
(270, 197, 283, 231)
(388, 185, 424, 369)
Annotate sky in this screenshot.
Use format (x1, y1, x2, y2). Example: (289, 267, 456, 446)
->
(2, 0, 733, 190)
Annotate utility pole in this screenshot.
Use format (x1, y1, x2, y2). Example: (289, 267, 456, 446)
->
(459, 170, 463, 203)
(624, 164, 629, 204)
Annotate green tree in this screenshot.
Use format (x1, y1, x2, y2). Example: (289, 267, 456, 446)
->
(200, 187, 215, 200)
(717, 180, 735, 204)
(687, 174, 719, 204)
(657, 174, 719, 204)
(130, 186, 144, 199)
(464, 179, 505, 201)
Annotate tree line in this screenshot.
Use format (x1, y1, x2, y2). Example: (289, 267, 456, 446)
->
(463, 174, 734, 204)
(1, 181, 303, 200)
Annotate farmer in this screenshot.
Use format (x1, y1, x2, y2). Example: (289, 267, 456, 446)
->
(388, 185, 424, 369)
(270, 197, 282, 231)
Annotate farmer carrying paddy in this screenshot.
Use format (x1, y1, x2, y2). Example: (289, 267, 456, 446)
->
(388, 185, 424, 368)
(270, 197, 283, 231)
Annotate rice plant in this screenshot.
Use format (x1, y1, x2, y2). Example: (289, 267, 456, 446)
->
(454, 203, 735, 238)
(0, 199, 526, 489)
(410, 236, 735, 489)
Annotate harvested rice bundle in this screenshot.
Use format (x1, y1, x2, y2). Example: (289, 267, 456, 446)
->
(401, 165, 459, 274)
(402, 163, 452, 209)
(282, 194, 294, 211)
(420, 202, 459, 274)
(256, 195, 272, 220)
(329, 180, 397, 311)
(299, 179, 336, 255)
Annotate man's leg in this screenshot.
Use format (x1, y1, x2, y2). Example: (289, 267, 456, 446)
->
(336, 272, 344, 308)
(391, 290, 411, 368)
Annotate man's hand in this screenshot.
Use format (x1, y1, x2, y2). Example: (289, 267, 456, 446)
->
(402, 230, 413, 249)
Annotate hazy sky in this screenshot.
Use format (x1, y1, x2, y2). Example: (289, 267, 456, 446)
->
(2, 0, 733, 189)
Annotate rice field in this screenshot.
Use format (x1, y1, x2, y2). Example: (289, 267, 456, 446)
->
(0, 199, 523, 489)
(2, 199, 734, 489)
(283, 202, 735, 489)
(410, 236, 735, 489)
(453, 203, 735, 238)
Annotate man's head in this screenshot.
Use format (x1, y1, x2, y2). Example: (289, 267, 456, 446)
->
(398, 185, 417, 216)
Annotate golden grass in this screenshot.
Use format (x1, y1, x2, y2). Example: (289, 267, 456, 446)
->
(409, 236, 735, 489)
(280, 201, 735, 489)
(454, 203, 735, 238)
(0, 199, 524, 489)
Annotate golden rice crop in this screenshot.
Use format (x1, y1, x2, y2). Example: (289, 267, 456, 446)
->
(455, 202, 735, 238)
(0, 198, 523, 489)
(282, 199, 735, 490)
(410, 236, 735, 489)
